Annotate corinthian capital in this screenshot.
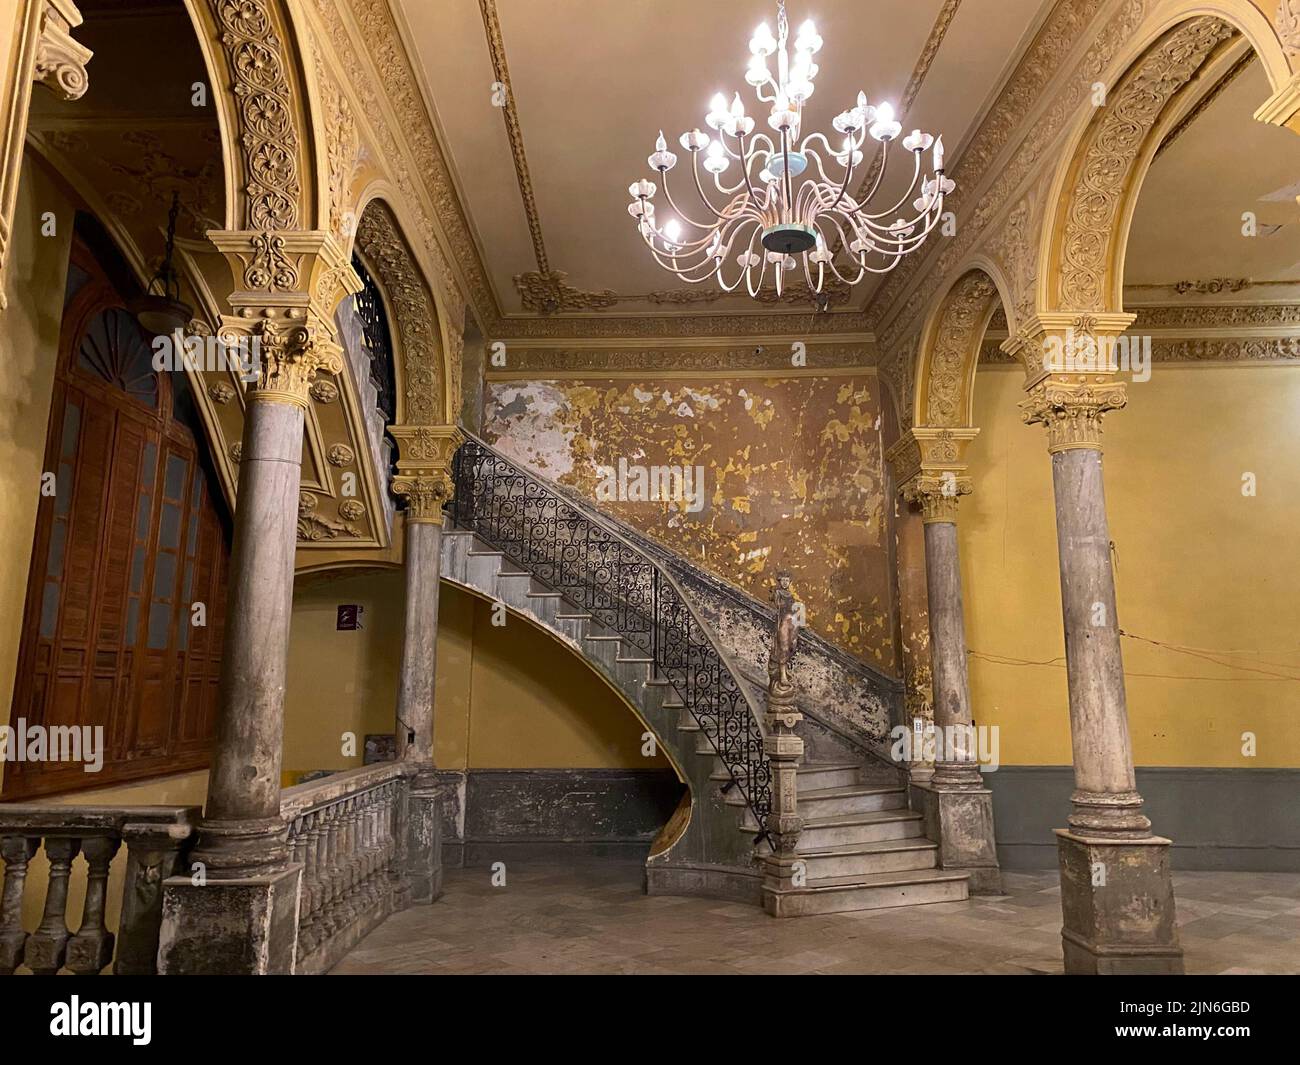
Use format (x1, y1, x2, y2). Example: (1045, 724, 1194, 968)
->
(1020, 377, 1127, 453)
(390, 424, 464, 525)
(392, 473, 455, 525)
(903, 472, 972, 524)
(35, 1, 92, 101)
(247, 317, 343, 407)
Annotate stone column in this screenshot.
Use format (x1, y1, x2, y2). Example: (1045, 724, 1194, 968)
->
(1020, 355, 1182, 974)
(885, 435, 935, 784)
(195, 318, 342, 872)
(902, 464, 1001, 894)
(389, 424, 462, 903)
(158, 232, 357, 974)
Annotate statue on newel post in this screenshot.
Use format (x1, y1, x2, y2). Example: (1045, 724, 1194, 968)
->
(762, 571, 806, 916)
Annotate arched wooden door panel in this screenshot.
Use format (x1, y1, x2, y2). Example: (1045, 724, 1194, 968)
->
(4, 234, 229, 798)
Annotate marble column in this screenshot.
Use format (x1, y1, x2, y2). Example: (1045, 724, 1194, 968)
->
(192, 319, 341, 874)
(389, 424, 462, 902)
(904, 472, 1001, 894)
(158, 315, 343, 975)
(394, 516, 444, 764)
(1021, 368, 1183, 974)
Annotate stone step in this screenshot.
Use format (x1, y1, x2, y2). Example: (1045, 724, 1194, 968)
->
(494, 570, 536, 611)
(554, 611, 591, 643)
(795, 762, 862, 791)
(464, 548, 504, 590)
(523, 590, 564, 626)
(582, 634, 623, 668)
(792, 838, 939, 879)
(767, 868, 969, 917)
(797, 784, 907, 818)
(793, 810, 925, 851)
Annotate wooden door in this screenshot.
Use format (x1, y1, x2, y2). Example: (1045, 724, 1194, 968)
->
(3, 236, 229, 797)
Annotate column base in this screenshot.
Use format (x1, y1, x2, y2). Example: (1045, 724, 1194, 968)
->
(1056, 829, 1184, 975)
(157, 864, 302, 975)
(910, 780, 1002, 894)
(187, 815, 290, 879)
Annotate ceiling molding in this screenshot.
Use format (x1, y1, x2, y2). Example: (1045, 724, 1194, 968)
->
(837, 0, 963, 270)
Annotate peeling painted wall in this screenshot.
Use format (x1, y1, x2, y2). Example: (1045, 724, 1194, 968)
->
(484, 376, 895, 669)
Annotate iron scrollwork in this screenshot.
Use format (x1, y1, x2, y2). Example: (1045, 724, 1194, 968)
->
(448, 436, 773, 834)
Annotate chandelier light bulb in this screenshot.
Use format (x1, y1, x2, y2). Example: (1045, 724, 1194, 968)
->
(795, 19, 821, 52)
(680, 129, 709, 152)
(903, 129, 934, 154)
(870, 102, 901, 141)
(648, 130, 678, 171)
(626, 0, 951, 300)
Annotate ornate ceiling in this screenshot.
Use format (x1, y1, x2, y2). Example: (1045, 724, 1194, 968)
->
(393, 0, 1056, 332)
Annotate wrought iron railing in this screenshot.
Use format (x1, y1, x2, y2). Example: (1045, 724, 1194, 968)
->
(448, 434, 773, 835)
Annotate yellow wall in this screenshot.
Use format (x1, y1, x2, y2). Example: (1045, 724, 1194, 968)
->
(0, 154, 73, 793)
(963, 363, 1300, 768)
(282, 570, 666, 777)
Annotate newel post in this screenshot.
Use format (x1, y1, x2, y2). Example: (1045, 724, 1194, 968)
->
(761, 572, 806, 917)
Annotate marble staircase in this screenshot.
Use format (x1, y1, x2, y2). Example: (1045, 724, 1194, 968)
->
(438, 524, 968, 914)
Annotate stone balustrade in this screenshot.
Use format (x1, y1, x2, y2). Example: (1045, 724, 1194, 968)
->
(280, 761, 421, 974)
(0, 805, 199, 975)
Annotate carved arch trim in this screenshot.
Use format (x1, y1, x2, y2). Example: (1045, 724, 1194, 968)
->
(913, 266, 1008, 430)
(1037, 0, 1300, 318)
(187, 0, 323, 287)
(354, 197, 448, 427)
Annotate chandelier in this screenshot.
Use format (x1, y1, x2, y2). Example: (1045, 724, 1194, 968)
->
(626, 0, 952, 302)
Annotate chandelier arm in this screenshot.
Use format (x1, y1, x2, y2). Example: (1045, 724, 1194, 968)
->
(839, 140, 896, 219)
(659, 168, 718, 231)
(715, 222, 762, 292)
(800, 252, 822, 294)
(714, 167, 749, 195)
(735, 132, 764, 205)
(850, 154, 925, 221)
(690, 153, 731, 221)
(851, 201, 946, 247)
(813, 217, 871, 286)
(745, 235, 769, 298)
(644, 238, 721, 280)
(824, 255, 869, 286)
(803, 148, 836, 187)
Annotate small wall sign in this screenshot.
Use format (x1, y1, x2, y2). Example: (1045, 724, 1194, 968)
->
(336, 604, 363, 631)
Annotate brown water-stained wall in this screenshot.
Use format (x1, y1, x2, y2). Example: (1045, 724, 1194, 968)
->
(483, 375, 895, 669)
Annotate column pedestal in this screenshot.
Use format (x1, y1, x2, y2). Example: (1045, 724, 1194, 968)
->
(909, 781, 1001, 894)
(157, 865, 302, 975)
(1057, 831, 1183, 974)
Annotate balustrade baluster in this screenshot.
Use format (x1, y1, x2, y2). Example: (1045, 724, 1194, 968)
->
(65, 835, 120, 975)
(0, 835, 37, 974)
(319, 804, 340, 936)
(24, 836, 81, 975)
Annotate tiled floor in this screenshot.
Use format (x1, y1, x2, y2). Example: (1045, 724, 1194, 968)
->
(331, 862, 1300, 975)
